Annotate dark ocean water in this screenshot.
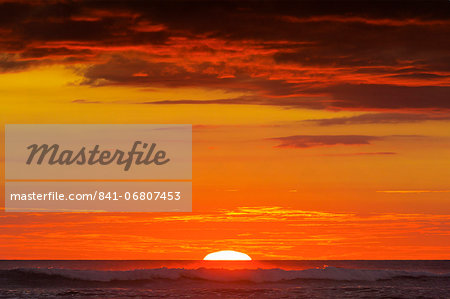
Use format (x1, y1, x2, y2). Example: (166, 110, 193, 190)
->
(0, 260, 449, 298)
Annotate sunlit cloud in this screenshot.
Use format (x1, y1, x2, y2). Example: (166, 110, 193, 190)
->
(377, 190, 450, 194)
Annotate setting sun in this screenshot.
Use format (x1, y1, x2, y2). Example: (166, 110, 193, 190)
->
(203, 250, 252, 261)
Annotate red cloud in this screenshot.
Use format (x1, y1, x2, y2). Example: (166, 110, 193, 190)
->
(269, 135, 381, 148)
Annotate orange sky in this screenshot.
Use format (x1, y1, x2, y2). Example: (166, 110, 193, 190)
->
(0, 0, 449, 259)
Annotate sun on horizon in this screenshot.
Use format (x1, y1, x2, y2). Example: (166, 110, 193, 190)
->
(203, 250, 252, 261)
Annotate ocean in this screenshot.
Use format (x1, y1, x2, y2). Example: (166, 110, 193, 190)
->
(0, 260, 449, 298)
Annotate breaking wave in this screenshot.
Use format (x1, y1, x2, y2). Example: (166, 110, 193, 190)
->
(3, 266, 449, 284)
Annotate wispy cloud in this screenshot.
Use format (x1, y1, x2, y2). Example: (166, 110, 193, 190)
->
(321, 152, 397, 156)
(1, 207, 449, 259)
(268, 134, 422, 149)
(377, 190, 450, 194)
(306, 112, 450, 126)
(269, 135, 381, 148)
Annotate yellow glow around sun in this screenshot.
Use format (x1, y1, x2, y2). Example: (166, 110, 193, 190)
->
(203, 250, 252, 261)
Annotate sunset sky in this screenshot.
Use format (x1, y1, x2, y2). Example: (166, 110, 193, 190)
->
(0, 0, 449, 259)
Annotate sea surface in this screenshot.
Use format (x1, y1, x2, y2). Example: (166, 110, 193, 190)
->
(0, 260, 449, 298)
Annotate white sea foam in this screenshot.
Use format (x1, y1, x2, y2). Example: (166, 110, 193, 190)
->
(17, 266, 450, 283)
